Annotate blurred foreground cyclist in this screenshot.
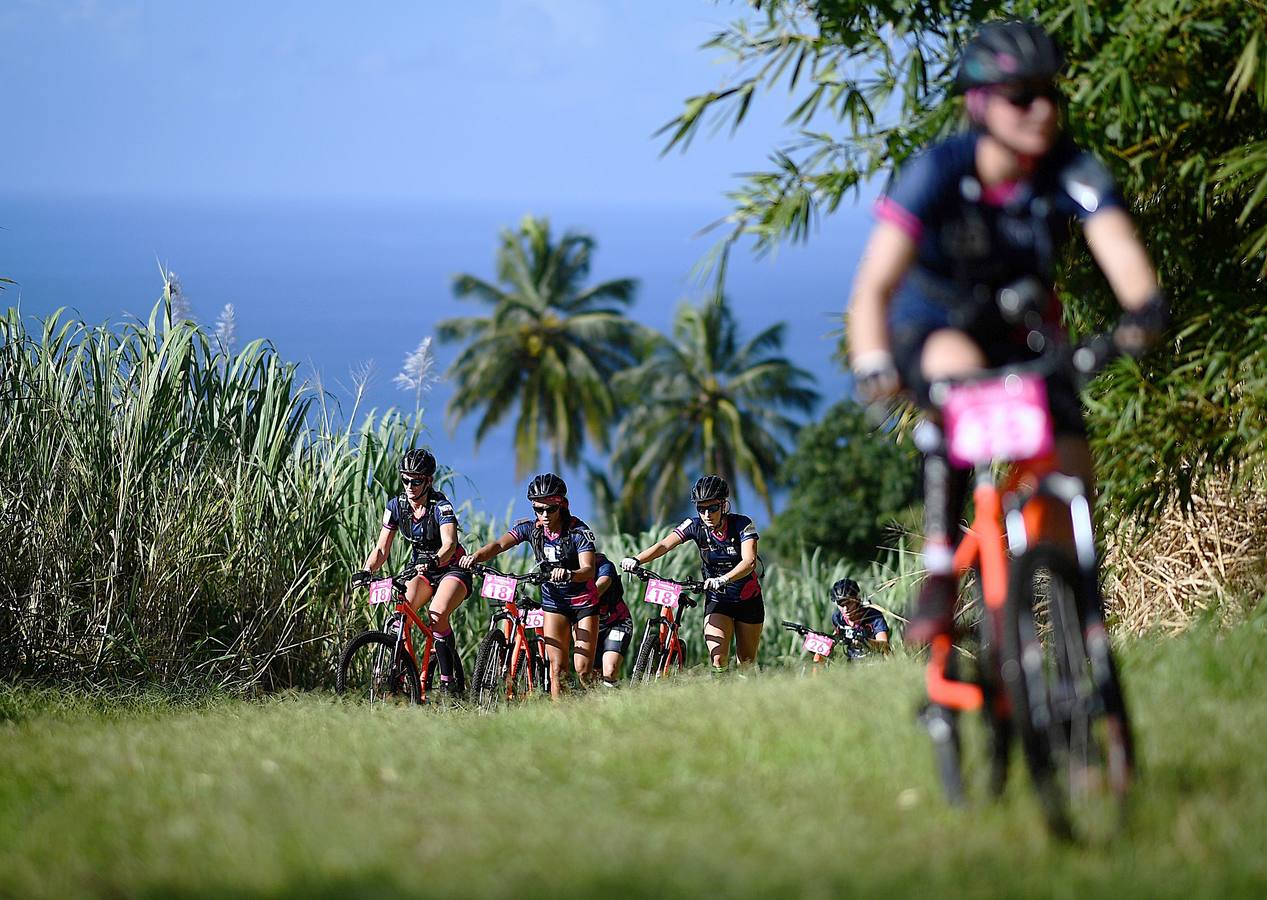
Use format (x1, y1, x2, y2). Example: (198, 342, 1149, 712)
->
(845, 19, 1166, 645)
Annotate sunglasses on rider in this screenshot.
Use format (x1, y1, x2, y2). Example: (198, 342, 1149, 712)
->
(695, 502, 723, 514)
(532, 503, 560, 515)
(996, 81, 1061, 109)
(401, 476, 431, 487)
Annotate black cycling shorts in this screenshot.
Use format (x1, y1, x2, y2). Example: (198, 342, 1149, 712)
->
(598, 619, 634, 657)
(542, 603, 599, 625)
(889, 287, 1087, 438)
(704, 594, 765, 625)
(418, 563, 473, 595)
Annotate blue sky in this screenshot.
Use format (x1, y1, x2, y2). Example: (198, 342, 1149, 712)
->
(2, 1, 874, 521)
(2, 0, 830, 210)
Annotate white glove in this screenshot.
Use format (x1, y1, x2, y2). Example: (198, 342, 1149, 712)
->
(704, 576, 727, 592)
(851, 349, 900, 404)
(620, 556, 639, 573)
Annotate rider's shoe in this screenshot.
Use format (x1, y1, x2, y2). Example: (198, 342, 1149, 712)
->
(904, 575, 957, 647)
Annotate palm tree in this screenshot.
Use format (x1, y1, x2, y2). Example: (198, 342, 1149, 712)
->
(608, 296, 819, 524)
(437, 216, 640, 476)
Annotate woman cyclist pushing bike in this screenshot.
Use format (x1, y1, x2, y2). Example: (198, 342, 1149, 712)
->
(460, 473, 599, 697)
(357, 448, 471, 695)
(829, 578, 890, 655)
(622, 475, 763, 670)
(593, 552, 634, 685)
(846, 20, 1167, 644)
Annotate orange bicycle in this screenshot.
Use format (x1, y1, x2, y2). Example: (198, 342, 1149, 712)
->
(628, 566, 702, 682)
(919, 334, 1135, 841)
(780, 620, 837, 674)
(338, 555, 462, 705)
(468, 564, 553, 707)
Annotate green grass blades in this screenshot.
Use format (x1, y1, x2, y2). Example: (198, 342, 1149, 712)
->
(2, 623, 1266, 898)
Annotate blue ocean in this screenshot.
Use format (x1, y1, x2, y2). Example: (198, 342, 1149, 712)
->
(1, 190, 869, 524)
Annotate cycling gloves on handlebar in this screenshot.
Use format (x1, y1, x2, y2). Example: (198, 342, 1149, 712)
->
(1114, 291, 1169, 358)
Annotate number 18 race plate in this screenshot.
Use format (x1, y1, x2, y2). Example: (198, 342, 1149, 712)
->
(643, 579, 681, 608)
(480, 573, 518, 602)
(368, 579, 394, 605)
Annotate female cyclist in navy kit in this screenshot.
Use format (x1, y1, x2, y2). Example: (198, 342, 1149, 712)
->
(622, 475, 763, 670)
(593, 552, 634, 685)
(846, 20, 1166, 643)
(359, 448, 471, 694)
(460, 473, 598, 697)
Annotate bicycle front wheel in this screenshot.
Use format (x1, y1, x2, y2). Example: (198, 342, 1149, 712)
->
(472, 631, 509, 709)
(1004, 546, 1133, 842)
(337, 631, 422, 706)
(631, 624, 663, 683)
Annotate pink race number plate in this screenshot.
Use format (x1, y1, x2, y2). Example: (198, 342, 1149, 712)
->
(643, 579, 681, 608)
(368, 579, 394, 605)
(943, 373, 1054, 467)
(803, 633, 835, 656)
(523, 609, 546, 629)
(481, 573, 518, 602)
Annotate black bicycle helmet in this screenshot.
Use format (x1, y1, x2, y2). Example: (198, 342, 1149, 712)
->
(527, 472, 567, 501)
(954, 19, 1064, 92)
(831, 578, 861, 603)
(399, 448, 437, 476)
(691, 475, 730, 504)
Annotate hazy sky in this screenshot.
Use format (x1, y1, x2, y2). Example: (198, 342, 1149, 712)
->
(2, 0, 828, 210)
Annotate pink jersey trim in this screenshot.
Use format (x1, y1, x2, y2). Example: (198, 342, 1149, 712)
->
(874, 196, 924, 242)
(981, 180, 1022, 207)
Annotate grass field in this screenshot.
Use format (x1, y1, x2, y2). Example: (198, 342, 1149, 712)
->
(2, 612, 1266, 899)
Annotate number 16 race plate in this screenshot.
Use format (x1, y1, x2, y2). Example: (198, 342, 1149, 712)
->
(643, 579, 681, 608)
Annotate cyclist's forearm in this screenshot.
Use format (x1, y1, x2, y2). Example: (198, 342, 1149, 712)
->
(634, 543, 668, 565)
(435, 537, 456, 567)
(363, 547, 388, 572)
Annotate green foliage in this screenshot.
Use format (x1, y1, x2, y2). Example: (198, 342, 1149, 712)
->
(667, 0, 1267, 526)
(0, 302, 431, 689)
(604, 296, 818, 526)
(437, 215, 642, 477)
(768, 399, 920, 562)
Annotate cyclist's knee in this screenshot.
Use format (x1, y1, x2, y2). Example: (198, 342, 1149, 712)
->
(921, 329, 987, 381)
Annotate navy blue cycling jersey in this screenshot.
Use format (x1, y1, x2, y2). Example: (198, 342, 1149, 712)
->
(506, 515, 598, 610)
(594, 557, 631, 629)
(673, 513, 761, 602)
(383, 491, 465, 560)
(877, 132, 1123, 301)
(831, 605, 889, 641)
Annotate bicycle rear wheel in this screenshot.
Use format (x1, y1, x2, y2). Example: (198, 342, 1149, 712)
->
(1004, 546, 1133, 842)
(337, 631, 421, 706)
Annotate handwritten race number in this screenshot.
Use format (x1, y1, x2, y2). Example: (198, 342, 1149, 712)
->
(643, 579, 681, 609)
(368, 579, 394, 605)
(943, 373, 1054, 467)
(803, 633, 835, 656)
(523, 609, 546, 629)
(481, 573, 518, 602)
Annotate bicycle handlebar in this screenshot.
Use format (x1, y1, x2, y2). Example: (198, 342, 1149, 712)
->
(781, 620, 835, 640)
(472, 564, 552, 586)
(627, 565, 705, 593)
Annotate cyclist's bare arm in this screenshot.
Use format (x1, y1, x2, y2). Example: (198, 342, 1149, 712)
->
(846, 221, 919, 360)
(363, 514, 396, 572)
(1083, 209, 1159, 311)
(716, 537, 758, 585)
(568, 549, 596, 583)
(459, 532, 519, 569)
(436, 521, 459, 567)
(595, 571, 613, 597)
(632, 530, 686, 566)
(869, 633, 892, 654)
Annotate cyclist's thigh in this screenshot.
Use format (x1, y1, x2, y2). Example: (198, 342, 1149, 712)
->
(542, 611, 572, 654)
(733, 620, 763, 663)
(572, 613, 599, 656)
(428, 575, 468, 618)
(921, 328, 988, 382)
(405, 574, 434, 607)
(703, 613, 734, 646)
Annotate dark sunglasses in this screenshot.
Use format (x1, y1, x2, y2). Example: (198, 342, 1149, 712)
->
(997, 81, 1061, 109)
(532, 503, 560, 515)
(695, 502, 723, 514)
(401, 476, 431, 487)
